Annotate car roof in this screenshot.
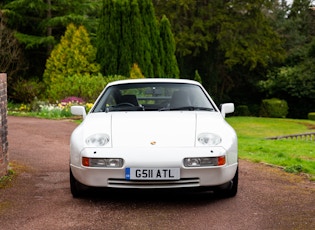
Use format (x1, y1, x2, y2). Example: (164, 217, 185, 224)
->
(106, 78, 202, 87)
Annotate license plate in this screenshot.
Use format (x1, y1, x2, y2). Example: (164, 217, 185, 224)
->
(125, 168, 180, 180)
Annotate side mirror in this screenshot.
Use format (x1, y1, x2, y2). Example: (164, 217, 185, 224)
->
(71, 106, 87, 119)
(220, 103, 234, 118)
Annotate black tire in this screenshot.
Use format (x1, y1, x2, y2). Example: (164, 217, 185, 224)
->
(70, 168, 88, 198)
(217, 167, 238, 198)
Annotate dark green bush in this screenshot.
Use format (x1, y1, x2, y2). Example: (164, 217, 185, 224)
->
(249, 104, 260, 117)
(11, 78, 45, 103)
(259, 98, 288, 118)
(308, 112, 315, 120)
(235, 105, 251, 116)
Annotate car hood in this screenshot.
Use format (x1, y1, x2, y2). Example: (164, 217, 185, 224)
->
(79, 111, 234, 148)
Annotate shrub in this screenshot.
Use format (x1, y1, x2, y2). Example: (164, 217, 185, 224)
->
(47, 74, 126, 102)
(308, 112, 315, 120)
(60, 96, 85, 105)
(259, 98, 288, 118)
(11, 78, 45, 103)
(249, 104, 260, 117)
(30, 98, 48, 112)
(235, 105, 251, 116)
(44, 24, 101, 101)
(130, 63, 145, 79)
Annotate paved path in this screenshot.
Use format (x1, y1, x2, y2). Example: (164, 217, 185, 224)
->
(0, 116, 314, 229)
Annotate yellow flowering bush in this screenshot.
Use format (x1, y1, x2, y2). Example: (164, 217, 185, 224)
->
(85, 103, 94, 113)
(19, 104, 31, 112)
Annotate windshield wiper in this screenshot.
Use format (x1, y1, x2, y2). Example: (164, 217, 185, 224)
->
(105, 105, 144, 112)
(160, 106, 214, 111)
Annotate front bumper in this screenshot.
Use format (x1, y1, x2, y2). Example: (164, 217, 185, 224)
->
(70, 163, 238, 189)
(70, 146, 238, 189)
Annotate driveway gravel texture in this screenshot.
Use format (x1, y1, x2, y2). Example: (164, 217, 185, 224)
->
(0, 116, 314, 230)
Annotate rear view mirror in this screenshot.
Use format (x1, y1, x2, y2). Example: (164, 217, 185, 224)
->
(71, 106, 87, 119)
(220, 103, 234, 118)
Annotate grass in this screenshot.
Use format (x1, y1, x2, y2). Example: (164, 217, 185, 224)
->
(227, 117, 315, 180)
(0, 162, 30, 189)
(0, 162, 28, 212)
(0, 169, 15, 189)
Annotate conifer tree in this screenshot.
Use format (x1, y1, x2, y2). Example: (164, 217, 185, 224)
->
(97, 0, 173, 78)
(130, 0, 149, 77)
(96, 0, 117, 75)
(138, 0, 161, 77)
(120, 0, 133, 75)
(159, 15, 179, 78)
(44, 23, 100, 100)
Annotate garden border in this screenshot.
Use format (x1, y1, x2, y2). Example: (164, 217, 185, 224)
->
(266, 132, 315, 141)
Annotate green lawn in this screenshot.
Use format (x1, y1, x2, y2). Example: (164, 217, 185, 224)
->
(227, 117, 315, 180)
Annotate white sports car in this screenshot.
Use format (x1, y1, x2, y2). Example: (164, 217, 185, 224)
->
(70, 78, 238, 197)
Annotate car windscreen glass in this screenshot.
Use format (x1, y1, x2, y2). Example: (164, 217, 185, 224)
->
(91, 83, 215, 112)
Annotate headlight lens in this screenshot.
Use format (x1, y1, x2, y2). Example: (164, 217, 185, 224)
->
(85, 134, 110, 146)
(197, 133, 221, 145)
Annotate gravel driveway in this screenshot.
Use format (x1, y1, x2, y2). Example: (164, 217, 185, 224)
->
(0, 116, 314, 230)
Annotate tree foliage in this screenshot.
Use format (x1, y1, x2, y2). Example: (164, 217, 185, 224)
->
(218, 0, 284, 69)
(0, 21, 26, 79)
(153, 0, 285, 100)
(259, 0, 315, 118)
(130, 63, 145, 79)
(44, 23, 100, 101)
(159, 15, 179, 78)
(97, 0, 178, 78)
(138, 0, 162, 77)
(2, 0, 100, 77)
(2, 0, 315, 118)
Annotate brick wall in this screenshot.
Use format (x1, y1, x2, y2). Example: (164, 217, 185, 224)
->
(0, 73, 8, 177)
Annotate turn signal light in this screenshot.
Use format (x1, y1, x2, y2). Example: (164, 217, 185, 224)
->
(82, 157, 124, 168)
(184, 156, 226, 167)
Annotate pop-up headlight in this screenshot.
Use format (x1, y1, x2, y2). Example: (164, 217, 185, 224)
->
(197, 133, 221, 146)
(85, 134, 110, 147)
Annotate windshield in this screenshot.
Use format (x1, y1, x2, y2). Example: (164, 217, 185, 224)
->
(92, 83, 215, 112)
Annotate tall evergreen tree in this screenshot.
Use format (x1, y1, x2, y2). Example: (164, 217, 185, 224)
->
(138, 0, 161, 77)
(97, 0, 174, 78)
(159, 15, 179, 78)
(129, 0, 146, 75)
(119, 0, 132, 75)
(96, 0, 116, 75)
